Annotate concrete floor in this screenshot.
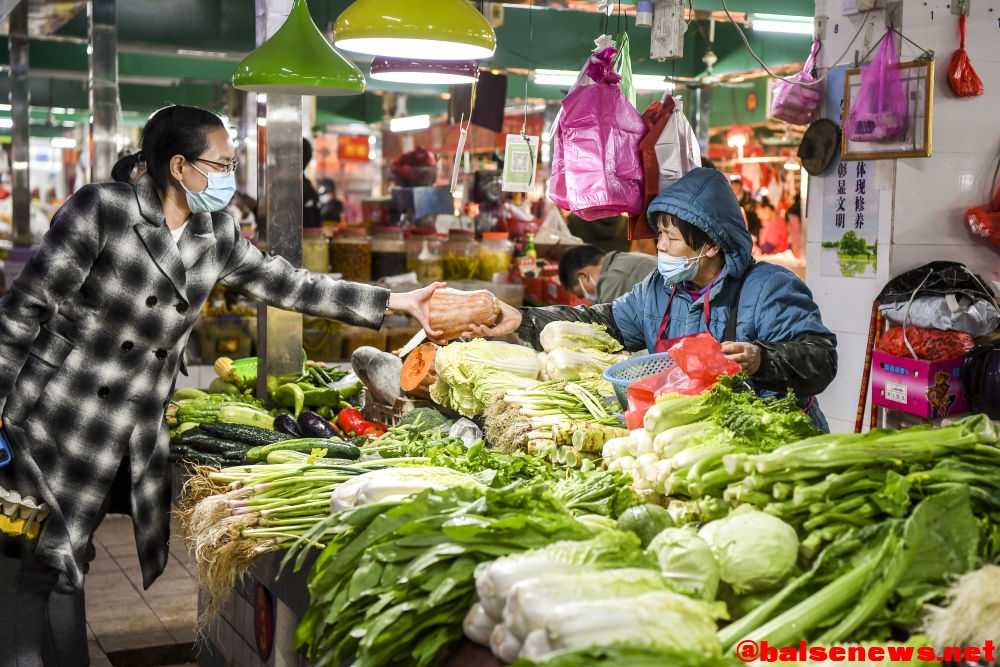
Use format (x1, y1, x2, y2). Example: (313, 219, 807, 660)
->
(86, 514, 199, 667)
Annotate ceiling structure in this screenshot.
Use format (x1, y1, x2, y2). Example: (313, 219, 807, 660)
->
(0, 0, 814, 132)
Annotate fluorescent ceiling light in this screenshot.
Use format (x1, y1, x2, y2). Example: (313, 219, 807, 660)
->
(750, 14, 814, 35)
(533, 69, 673, 92)
(389, 114, 431, 132)
(51, 137, 77, 149)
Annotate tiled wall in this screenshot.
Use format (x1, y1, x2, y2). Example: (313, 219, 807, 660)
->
(808, 0, 1000, 433)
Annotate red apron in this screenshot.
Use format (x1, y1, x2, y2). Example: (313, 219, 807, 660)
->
(654, 284, 712, 353)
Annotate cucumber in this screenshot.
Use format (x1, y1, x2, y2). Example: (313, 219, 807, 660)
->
(245, 438, 361, 463)
(199, 422, 293, 447)
(179, 430, 250, 458)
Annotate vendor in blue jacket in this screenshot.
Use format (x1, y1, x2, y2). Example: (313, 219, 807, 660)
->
(466, 167, 837, 430)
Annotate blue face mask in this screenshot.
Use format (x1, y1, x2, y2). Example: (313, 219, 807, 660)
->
(578, 275, 598, 302)
(181, 163, 236, 213)
(657, 250, 706, 286)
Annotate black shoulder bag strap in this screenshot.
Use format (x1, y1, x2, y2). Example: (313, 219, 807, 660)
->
(722, 261, 757, 343)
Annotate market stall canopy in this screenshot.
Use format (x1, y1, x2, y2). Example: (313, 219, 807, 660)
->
(0, 0, 812, 128)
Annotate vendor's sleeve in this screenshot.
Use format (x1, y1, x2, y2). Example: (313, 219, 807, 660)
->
(753, 334, 838, 397)
(516, 304, 620, 350)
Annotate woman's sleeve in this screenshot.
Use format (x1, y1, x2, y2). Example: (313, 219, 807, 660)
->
(516, 303, 620, 350)
(217, 219, 390, 329)
(753, 335, 838, 397)
(746, 269, 838, 397)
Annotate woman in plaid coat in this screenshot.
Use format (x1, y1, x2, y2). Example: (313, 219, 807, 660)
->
(0, 105, 442, 663)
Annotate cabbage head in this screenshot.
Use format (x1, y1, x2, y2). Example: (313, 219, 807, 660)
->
(697, 507, 799, 594)
(646, 527, 720, 601)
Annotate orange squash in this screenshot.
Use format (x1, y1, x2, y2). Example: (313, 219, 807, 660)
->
(428, 288, 501, 340)
(400, 342, 438, 399)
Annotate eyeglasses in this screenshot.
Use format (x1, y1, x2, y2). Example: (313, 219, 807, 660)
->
(194, 157, 239, 175)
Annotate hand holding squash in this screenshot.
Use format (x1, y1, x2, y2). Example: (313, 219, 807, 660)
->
(462, 300, 522, 338)
(387, 282, 448, 344)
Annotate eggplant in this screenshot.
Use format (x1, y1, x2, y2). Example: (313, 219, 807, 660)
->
(273, 413, 302, 437)
(297, 410, 338, 439)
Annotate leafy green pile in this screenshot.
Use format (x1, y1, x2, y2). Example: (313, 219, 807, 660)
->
(286, 483, 594, 667)
(511, 643, 746, 667)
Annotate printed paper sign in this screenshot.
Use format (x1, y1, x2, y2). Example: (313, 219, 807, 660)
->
(502, 134, 539, 193)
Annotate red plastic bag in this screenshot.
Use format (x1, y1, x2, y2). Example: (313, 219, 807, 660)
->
(966, 181, 1000, 248)
(549, 45, 646, 221)
(770, 40, 822, 126)
(667, 333, 742, 394)
(844, 31, 908, 143)
(876, 326, 975, 361)
(948, 15, 984, 98)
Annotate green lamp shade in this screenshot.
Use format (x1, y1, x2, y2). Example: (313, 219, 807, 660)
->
(334, 0, 496, 61)
(233, 0, 365, 96)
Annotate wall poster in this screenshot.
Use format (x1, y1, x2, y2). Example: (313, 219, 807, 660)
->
(821, 159, 879, 278)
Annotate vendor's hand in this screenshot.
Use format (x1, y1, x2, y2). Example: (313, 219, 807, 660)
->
(387, 282, 448, 345)
(721, 341, 762, 375)
(462, 301, 522, 338)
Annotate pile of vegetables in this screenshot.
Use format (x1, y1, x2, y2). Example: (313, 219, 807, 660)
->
(484, 379, 627, 469)
(288, 483, 596, 667)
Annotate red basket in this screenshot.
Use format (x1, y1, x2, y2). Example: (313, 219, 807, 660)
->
(498, 216, 542, 238)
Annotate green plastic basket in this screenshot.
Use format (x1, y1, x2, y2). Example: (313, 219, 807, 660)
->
(602, 352, 676, 408)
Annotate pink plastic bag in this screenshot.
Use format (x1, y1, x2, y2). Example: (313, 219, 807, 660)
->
(845, 31, 908, 142)
(549, 46, 646, 221)
(770, 40, 822, 126)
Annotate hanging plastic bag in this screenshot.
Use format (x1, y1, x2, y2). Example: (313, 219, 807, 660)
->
(770, 40, 822, 126)
(844, 31, 908, 142)
(967, 179, 1000, 251)
(614, 32, 636, 109)
(549, 43, 646, 221)
(667, 332, 742, 395)
(948, 15, 984, 98)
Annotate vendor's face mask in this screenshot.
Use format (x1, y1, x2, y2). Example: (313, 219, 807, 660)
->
(657, 250, 706, 286)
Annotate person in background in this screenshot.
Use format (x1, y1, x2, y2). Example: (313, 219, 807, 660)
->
(728, 174, 761, 244)
(317, 177, 344, 225)
(756, 197, 788, 255)
(786, 195, 803, 259)
(302, 137, 321, 229)
(565, 212, 631, 253)
(465, 167, 837, 431)
(0, 105, 445, 665)
(559, 243, 657, 304)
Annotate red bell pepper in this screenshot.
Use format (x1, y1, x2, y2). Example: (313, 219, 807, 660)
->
(336, 407, 387, 438)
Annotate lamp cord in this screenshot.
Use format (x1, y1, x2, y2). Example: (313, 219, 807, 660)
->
(718, 0, 872, 88)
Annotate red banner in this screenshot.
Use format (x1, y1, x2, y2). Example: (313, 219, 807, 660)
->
(338, 135, 371, 162)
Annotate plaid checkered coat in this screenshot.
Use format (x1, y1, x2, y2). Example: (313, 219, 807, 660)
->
(0, 175, 390, 589)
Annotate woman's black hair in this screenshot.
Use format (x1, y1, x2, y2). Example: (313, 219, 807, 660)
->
(110, 152, 144, 183)
(651, 212, 715, 251)
(558, 244, 607, 291)
(139, 105, 224, 194)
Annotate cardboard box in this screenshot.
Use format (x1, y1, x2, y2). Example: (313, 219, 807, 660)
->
(871, 350, 968, 419)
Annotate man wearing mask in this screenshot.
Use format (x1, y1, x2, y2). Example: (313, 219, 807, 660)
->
(558, 244, 657, 303)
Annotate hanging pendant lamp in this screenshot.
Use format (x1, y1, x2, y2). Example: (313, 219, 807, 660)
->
(334, 0, 496, 61)
(233, 0, 365, 96)
(369, 57, 479, 85)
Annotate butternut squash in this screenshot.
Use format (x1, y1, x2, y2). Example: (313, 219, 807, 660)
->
(428, 288, 501, 341)
(400, 342, 438, 399)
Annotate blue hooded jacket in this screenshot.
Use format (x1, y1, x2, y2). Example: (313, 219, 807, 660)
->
(610, 168, 837, 427)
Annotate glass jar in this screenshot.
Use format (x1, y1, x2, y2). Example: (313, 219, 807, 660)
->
(302, 228, 330, 273)
(407, 227, 444, 283)
(330, 227, 371, 282)
(442, 228, 480, 280)
(370, 226, 407, 280)
(478, 231, 514, 281)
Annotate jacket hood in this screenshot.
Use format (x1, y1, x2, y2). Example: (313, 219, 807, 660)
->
(646, 167, 753, 284)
